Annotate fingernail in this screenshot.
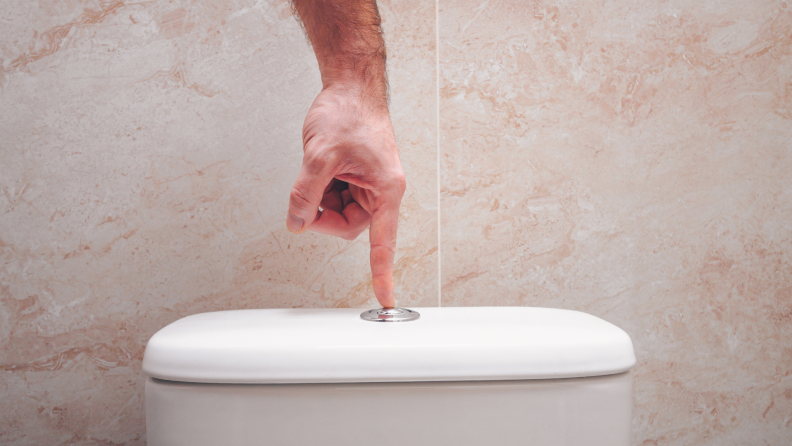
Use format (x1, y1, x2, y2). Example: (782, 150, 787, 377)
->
(286, 211, 304, 233)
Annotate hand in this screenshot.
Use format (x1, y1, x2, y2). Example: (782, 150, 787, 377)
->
(286, 85, 406, 308)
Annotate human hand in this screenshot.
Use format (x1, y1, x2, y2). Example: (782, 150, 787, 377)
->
(286, 85, 405, 308)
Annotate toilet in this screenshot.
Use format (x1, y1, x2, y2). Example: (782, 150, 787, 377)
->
(142, 306, 636, 445)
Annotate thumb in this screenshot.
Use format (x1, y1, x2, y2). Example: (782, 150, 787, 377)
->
(287, 156, 333, 234)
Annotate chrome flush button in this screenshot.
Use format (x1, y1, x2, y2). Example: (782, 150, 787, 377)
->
(360, 308, 420, 322)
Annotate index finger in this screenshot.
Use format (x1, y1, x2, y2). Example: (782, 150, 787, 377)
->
(368, 182, 405, 309)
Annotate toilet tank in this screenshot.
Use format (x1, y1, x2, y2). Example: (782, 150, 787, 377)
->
(142, 307, 636, 446)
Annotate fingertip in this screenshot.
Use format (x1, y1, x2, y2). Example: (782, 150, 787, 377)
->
(372, 275, 395, 309)
(379, 296, 395, 309)
(289, 165, 333, 232)
(341, 189, 353, 207)
(286, 210, 305, 233)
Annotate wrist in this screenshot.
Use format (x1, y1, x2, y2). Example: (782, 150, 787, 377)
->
(320, 69, 389, 113)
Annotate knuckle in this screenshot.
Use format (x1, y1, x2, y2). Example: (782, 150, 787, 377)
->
(289, 186, 313, 211)
(370, 242, 397, 256)
(302, 152, 325, 174)
(391, 171, 406, 195)
(343, 226, 365, 241)
(303, 147, 338, 174)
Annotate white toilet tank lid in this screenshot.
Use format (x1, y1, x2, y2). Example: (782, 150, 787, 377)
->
(142, 307, 636, 384)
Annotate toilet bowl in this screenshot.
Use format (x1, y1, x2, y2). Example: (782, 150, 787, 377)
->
(142, 307, 636, 445)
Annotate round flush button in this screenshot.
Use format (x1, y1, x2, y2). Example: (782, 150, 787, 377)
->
(360, 307, 420, 322)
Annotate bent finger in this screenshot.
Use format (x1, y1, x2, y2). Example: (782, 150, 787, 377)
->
(309, 202, 371, 241)
(320, 189, 344, 214)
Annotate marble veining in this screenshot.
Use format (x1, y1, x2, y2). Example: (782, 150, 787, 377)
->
(1, 0, 790, 444)
(0, 0, 436, 443)
(439, 0, 792, 444)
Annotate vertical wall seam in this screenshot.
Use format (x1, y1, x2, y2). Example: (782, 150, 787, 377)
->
(436, 0, 442, 307)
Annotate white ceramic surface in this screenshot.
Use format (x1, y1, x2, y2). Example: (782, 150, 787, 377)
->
(146, 373, 632, 446)
(142, 307, 636, 383)
(146, 372, 633, 446)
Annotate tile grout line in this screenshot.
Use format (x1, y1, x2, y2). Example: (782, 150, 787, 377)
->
(436, 0, 442, 308)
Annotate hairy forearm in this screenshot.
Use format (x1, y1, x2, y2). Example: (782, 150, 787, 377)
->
(291, 0, 388, 105)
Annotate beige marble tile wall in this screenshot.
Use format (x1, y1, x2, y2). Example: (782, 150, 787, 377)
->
(440, 0, 791, 444)
(2, 0, 790, 443)
(0, 0, 437, 443)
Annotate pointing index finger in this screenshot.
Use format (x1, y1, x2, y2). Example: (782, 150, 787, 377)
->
(368, 182, 405, 309)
